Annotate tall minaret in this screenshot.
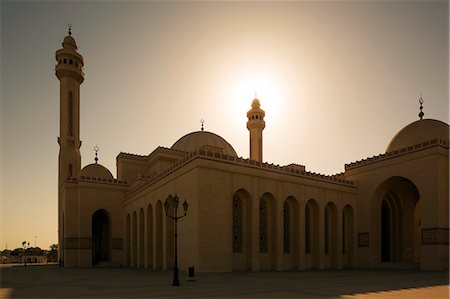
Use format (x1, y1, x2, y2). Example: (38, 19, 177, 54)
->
(56, 26, 84, 184)
(247, 97, 265, 162)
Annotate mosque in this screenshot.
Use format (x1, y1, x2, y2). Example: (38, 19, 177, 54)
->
(56, 31, 448, 271)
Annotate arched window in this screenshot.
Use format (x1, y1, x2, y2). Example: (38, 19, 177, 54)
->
(325, 207, 330, 254)
(283, 202, 290, 253)
(232, 196, 242, 252)
(259, 200, 267, 253)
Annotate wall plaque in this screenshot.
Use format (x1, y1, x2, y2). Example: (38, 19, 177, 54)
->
(422, 228, 449, 245)
(358, 232, 369, 247)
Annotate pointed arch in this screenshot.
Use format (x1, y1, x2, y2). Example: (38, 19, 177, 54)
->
(126, 214, 131, 266)
(305, 199, 319, 269)
(232, 188, 252, 271)
(146, 204, 153, 268)
(283, 196, 299, 269)
(155, 201, 163, 269)
(138, 208, 145, 268)
(324, 202, 338, 269)
(372, 176, 420, 265)
(342, 204, 355, 268)
(259, 192, 277, 270)
(92, 209, 110, 266)
(132, 211, 137, 267)
(165, 203, 174, 269)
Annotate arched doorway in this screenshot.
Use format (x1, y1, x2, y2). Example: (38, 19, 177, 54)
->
(92, 209, 110, 266)
(373, 177, 420, 265)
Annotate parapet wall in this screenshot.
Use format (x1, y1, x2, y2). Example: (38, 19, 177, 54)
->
(345, 138, 449, 171)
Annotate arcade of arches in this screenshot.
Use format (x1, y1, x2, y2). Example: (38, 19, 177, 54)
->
(122, 190, 355, 271)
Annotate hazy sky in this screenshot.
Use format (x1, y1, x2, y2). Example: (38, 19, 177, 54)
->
(1, 1, 448, 250)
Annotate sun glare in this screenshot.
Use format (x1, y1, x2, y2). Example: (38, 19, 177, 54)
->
(229, 70, 284, 123)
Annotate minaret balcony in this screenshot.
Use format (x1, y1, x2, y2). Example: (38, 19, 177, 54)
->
(55, 64, 84, 83)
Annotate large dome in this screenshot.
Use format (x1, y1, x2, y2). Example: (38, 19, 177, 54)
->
(171, 131, 238, 157)
(79, 163, 114, 179)
(386, 119, 449, 152)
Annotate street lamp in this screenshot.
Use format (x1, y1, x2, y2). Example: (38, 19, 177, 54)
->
(164, 194, 188, 286)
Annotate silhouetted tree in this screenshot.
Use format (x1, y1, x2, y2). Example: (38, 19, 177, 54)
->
(47, 244, 58, 262)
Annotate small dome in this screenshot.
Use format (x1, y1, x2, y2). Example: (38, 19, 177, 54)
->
(252, 98, 261, 108)
(62, 35, 77, 50)
(79, 163, 114, 179)
(171, 131, 238, 157)
(386, 119, 449, 152)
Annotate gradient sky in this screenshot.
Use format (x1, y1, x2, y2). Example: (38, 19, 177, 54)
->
(1, 1, 448, 250)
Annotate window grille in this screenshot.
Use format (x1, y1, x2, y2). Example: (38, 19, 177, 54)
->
(232, 196, 242, 252)
(259, 199, 268, 253)
(283, 202, 290, 253)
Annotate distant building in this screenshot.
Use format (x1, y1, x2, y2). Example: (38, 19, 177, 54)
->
(2, 255, 47, 264)
(56, 31, 448, 271)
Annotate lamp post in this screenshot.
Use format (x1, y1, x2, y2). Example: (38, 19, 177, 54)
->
(164, 194, 188, 286)
(22, 241, 29, 266)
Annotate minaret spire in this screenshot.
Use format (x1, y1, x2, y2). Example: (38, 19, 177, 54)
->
(56, 27, 85, 268)
(56, 26, 85, 182)
(247, 96, 265, 162)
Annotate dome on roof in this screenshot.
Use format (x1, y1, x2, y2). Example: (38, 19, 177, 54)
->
(171, 131, 238, 157)
(386, 119, 449, 152)
(79, 163, 114, 179)
(62, 35, 77, 50)
(252, 98, 261, 108)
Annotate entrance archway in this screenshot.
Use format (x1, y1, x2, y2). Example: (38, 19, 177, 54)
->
(373, 177, 420, 265)
(92, 209, 110, 266)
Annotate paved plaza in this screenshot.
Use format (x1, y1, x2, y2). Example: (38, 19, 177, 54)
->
(0, 264, 448, 298)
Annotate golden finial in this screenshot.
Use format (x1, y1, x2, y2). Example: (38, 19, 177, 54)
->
(201, 119, 204, 132)
(68, 23, 72, 36)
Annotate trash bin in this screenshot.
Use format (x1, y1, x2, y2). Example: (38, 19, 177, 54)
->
(187, 266, 195, 281)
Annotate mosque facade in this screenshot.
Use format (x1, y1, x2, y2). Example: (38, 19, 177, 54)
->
(57, 32, 448, 271)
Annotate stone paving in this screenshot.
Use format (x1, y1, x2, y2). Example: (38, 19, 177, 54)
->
(0, 264, 448, 298)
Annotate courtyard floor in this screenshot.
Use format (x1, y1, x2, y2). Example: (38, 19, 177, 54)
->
(0, 264, 448, 298)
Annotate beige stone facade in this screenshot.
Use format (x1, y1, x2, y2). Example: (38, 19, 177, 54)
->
(57, 33, 448, 271)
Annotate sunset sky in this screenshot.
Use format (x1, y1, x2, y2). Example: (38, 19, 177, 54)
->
(1, 1, 448, 250)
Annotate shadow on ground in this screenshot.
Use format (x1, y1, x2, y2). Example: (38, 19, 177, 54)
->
(0, 265, 448, 298)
